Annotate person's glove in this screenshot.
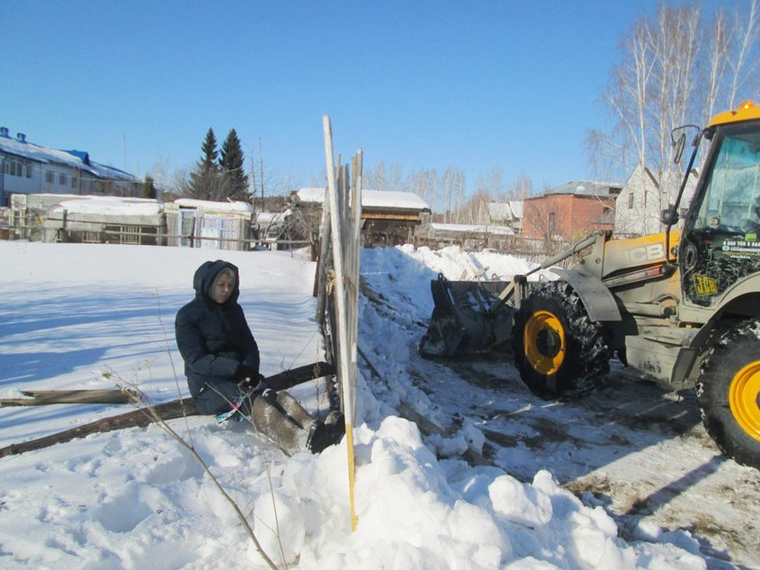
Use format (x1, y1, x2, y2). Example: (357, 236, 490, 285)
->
(237, 363, 259, 383)
(252, 377, 270, 393)
(248, 374, 276, 401)
(239, 373, 272, 395)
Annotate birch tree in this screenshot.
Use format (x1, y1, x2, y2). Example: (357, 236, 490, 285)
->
(365, 161, 404, 191)
(408, 168, 440, 215)
(443, 167, 466, 223)
(702, 0, 760, 120)
(586, 0, 759, 185)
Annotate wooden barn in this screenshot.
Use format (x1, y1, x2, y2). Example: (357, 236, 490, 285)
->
(290, 188, 431, 247)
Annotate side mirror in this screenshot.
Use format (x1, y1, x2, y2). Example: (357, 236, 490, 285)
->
(661, 206, 679, 226)
(673, 133, 686, 165)
(670, 124, 700, 165)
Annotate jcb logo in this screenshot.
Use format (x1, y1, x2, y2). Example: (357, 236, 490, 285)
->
(694, 274, 718, 296)
(624, 243, 666, 264)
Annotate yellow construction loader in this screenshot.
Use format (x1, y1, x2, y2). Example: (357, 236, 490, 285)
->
(420, 101, 760, 468)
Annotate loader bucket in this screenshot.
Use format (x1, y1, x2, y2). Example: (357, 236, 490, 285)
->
(419, 274, 515, 357)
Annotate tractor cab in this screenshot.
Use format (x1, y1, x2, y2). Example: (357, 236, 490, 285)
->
(679, 102, 760, 308)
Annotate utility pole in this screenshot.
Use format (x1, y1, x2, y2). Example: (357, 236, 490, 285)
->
(250, 148, 256, 212)
(258, 138, 265, 208)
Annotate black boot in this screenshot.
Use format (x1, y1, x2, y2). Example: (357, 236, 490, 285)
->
(308, 411, 345, 454)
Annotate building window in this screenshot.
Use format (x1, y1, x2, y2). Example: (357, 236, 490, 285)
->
(71, 176, 78, 189)
(46, 171, 54, 183)
(628, 193, 634, 209)
(26, 164, 32, 178)
(3, 157, 30, 177)
(549, 212, 556, 236)
(59, 173, 68, 186)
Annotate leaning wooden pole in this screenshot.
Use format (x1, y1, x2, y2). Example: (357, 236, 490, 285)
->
(323, 115, 358, 531)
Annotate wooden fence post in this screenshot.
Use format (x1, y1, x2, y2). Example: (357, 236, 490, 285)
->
(322, 115, 361, 532)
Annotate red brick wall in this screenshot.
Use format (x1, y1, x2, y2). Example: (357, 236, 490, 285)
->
(522, 194, 615, 241)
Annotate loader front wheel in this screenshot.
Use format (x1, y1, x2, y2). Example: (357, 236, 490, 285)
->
(697, 320, 760, 468)
(513, 281, 609, 398)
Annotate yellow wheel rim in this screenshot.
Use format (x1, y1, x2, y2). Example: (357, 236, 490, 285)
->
(524, 310, 566, 375)
(729, 361, 760, 442)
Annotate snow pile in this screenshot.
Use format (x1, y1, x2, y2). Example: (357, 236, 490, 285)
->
(430, 223, 516, 236)
(0, 241, 710, 568)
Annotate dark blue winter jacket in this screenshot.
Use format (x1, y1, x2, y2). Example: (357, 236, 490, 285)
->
(175, 260, 260, 400)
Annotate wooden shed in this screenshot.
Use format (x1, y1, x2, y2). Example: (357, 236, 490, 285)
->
(164, 199, 254, 251)
(290, 188, 431, 247)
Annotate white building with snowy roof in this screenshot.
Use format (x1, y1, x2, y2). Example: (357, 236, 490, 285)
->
(0, 127, 142, 207)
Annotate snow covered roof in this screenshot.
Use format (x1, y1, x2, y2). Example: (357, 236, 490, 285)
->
(509, 200, 524, 218)
(431, 222, 515, 236)
(295, 188, 431, 212)
(49, 196, 163, 217)
(488, 202, 512, 219)
(488, 201, 524, 221)
(0, 131, 140, 182)
(545, 180, 623, 197)
(173, 198, 253, 214)
(43, 196, 164, 225)
(256, 210, 290, 224)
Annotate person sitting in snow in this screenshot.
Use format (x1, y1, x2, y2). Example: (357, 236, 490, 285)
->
(174, 259, 343, 454)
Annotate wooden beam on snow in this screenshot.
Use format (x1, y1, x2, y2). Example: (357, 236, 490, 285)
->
(0, 389, 141, 407)
(0, 361, 335, 459)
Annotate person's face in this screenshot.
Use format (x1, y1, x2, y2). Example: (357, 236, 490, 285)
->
(212, 273, 235, 304)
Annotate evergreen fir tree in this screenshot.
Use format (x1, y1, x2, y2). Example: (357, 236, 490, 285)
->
(141, 175, 157, 199)
(189, 128, 222, 200)
(219, 128, 250, 201)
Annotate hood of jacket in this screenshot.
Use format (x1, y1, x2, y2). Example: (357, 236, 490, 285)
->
(192, 260, 241, 306)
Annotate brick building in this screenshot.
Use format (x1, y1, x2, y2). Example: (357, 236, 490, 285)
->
(521, 181, 622, 243)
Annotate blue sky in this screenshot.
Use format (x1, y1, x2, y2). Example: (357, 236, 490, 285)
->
(0, 1, 711, 195)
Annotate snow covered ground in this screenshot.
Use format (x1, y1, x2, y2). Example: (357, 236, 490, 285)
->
(0, 240, 757, 569)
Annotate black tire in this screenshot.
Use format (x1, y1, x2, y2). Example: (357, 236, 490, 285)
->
(513, 281, 610, 398)
(697, 320, 760, 468)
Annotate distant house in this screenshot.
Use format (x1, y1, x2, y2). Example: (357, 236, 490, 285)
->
(290, 188, 431, 247)
(615, 164, 698, 237)
(488, 201, 523, 232)
(521, 180, 622, 242)
(255, 210, 292, 247)
(0, 127, 142, 207)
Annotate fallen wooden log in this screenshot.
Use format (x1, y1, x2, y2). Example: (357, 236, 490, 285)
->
(0, 389, 141, 407)
(0, 361, 335, 459)
(0, 398, 198, 459)
(266, 361, 335, 391)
